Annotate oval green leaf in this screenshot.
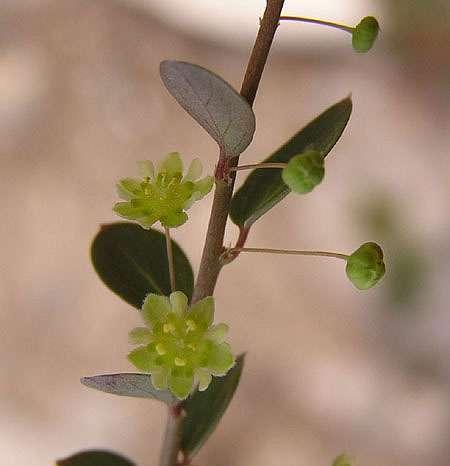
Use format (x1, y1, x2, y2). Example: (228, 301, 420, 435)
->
(91, 222, 194, 307)
(160, 60, 256, 157)
(180, 354, 245, 458)
(56, 450, 135, 466)
(230, 97, 352, 228)
(81, 373, 176, 405)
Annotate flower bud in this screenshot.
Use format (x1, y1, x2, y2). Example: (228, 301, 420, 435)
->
(281, 150, 325, 194)
(346, 242, 386, 290)
(352, 16, 379, 53)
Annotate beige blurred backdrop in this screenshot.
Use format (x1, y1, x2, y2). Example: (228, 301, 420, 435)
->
(1, 1, 450, 466)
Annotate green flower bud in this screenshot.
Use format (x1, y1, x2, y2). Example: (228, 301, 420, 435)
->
(346, 242, 386, 290)
(352, 16, 379, 53)
(113, 152, 213, 229)
(128, 291, 235, 399)
(281, 150, 325, 194)
(332, 454, 352, 466)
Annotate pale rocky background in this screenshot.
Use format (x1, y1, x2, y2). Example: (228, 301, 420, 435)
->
(1, 1, 450, 466)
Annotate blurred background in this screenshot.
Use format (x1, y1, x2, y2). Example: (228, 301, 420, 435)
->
(1, 0, 450, 465)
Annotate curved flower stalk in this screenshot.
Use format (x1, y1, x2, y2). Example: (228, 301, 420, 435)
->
(114, 152, 213, 229)
(128, 291, 235, 399)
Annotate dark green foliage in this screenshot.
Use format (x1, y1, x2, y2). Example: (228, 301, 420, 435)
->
(180, 354, 245, 458)
(230, 97, 352, 228)
(91, 222, 194, 308)
(56, 450, 135, 466)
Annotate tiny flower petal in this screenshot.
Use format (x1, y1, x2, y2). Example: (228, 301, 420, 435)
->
(189, 296, 214, 330)
(184, 158, 203, 181)
(113, 202, 147, 220)
(158, 152, 183, 177)
(170, 291, 188, 316)
(194, 176, 214, 197)
(129, 327, 153, 344)
(142, 294, 171, 326)
(205, 323, 229, 344)
(116, 178, 144, 200)
(151, 368, 169, 390)
(137, 160, 155, 179)
(168, 367, 195, 399)
(207, 342, 235, 376)
(161, 210, 188, 228)
(128, 346, 159, 372)
(195, 368, 212, 391)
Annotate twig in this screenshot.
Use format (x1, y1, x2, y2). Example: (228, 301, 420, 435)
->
(159, 404, 184, 466)
(192, 0, 285, 303)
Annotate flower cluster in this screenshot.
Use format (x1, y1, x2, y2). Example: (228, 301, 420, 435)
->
(114, 152, 213, 229)
(128, 291, 235, 399)
(346, 242, 386, 290)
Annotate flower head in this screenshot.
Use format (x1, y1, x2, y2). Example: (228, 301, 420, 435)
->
(282, 149, 325, 194)
(114, 152, 213, 229)
(128, 291, 235, 399)
(346, 242, 386, 290)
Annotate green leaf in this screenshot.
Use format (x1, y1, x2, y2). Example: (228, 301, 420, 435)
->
(230, 97, 352, 229)
(56, 450, 135, 466)
(180, 354, 245, 458)
(80, 373, 176, 405)
(160, 61, 256, 157)
(91, 222, 194, 308)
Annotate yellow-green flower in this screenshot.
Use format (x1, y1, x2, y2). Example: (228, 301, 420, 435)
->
(114, 152, 213, 228)
(128, 292, 235, 399)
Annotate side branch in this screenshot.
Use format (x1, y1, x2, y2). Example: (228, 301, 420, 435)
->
(192, 0, 285, 302)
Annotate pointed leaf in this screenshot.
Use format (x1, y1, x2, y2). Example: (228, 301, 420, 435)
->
(91, 222, 194, 308)
(230, 97, 352, 228)
(56, 450, 135, 466)
(160, 60, 255, 157)
(180, 354, 245, 458)
(81, 373, 176, 405)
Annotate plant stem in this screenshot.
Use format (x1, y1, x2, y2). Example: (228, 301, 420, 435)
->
(280, 16, 353, 34)
(159, 404, 184, 466)
(192, 0, 286, 303)
(164, 226, 176, 292)
(226, 246, 349, 261)
(231, 162, 287, 171)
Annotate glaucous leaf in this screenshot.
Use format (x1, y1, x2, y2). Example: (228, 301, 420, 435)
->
(80, 373, 176, 405)
(180, 354, 245, 458)
(56, 450, 135, 466)
(91, 222, 194, 308)
(230, 97, 352, 228)
(160, 60, 256, 157)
